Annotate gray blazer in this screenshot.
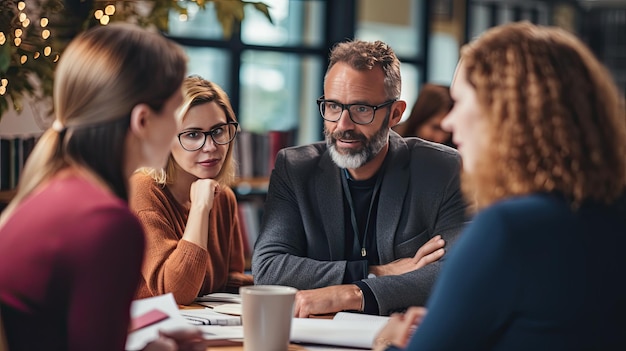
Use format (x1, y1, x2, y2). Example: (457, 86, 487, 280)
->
(252, 132, 470, 315)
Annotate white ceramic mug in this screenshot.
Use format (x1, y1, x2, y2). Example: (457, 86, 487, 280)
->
(240, 285, 297, 351)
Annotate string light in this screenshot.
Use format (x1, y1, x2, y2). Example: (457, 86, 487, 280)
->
(1, 0, 60, 111)
(93, 3, 117, 25)
(0, 79, 7, 96)
(105, 5, 116, 15)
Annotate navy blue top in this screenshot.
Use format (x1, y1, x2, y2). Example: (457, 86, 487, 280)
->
(389, 192, 626, 351)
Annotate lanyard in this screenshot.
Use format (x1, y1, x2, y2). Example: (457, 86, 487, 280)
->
(341, 168, 384, 257)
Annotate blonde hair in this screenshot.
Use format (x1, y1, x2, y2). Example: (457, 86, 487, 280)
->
(462, 22, 626, 209)
(142, 75, 238, 187)
(0, 23, 187, 224)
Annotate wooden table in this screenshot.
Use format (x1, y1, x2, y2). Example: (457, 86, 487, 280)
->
(179, 304, 336, 351)
(206, 344, 308, 351)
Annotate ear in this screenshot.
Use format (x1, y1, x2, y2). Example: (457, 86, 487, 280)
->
(129, 103, 152, 138)
(389, 100, 406, 127)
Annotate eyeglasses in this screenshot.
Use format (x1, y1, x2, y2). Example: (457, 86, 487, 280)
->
(177, 122, 239, 151)
(316, 96, 397, 125)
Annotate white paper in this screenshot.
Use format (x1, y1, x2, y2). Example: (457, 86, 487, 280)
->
(125, 293, 197, 351)
(197, 325, 244, 340)
(180, 308, 241, 326)
(195, 292, 242, 303)
(290, 313, 389, 349)
(333, 311, 390, 323)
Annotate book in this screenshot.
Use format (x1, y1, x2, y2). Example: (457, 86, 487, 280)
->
(237, 202, 261, 256)
(235, 131, 254, 179)
(237, 204, 252, 260)
(290, 312, 389, 349)
(195, 292, 242, 304)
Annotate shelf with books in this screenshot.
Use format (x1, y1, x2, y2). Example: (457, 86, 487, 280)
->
(233, 177, 269, 197)
(232, 177, 268, 271)
(1, 135, 40, 192)
(233, 130, 294, 267)
(234, 130, 295, 180)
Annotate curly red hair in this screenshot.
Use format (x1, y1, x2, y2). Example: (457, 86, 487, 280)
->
(460, 22, 626, 209)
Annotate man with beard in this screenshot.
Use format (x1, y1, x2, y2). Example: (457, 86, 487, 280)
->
(251, 40, 469, 317)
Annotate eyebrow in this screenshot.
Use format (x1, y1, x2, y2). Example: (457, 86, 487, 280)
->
(323, 98, 376, 105)
(181, 122, 229, 131)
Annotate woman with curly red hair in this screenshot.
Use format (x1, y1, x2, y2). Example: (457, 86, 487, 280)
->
(374, 21, 626, 351)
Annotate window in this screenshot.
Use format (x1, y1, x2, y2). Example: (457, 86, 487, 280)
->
(167, 0, 429, 144)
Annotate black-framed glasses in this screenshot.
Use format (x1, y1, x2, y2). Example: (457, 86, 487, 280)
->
(316, 96, 397, 125)
(177, 122, 239, 151)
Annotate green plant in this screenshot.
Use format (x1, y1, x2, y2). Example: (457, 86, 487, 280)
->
(0, 0, 272, 119)
(0, 0, 63, 117)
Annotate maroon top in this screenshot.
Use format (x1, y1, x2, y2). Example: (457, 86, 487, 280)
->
(0, 175, 144, 351)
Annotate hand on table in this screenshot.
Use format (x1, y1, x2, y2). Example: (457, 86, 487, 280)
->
(294, 284, 362, 318)
(142, 328, 210, 351)
(372, 307, 427, 351)
(369, 235, 445, 277)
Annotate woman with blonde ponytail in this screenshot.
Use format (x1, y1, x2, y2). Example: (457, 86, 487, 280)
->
(0, 23, 206, 351)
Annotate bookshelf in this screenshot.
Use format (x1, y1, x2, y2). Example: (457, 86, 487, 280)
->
(232, 130, 294, 267)
(232, 177, 269, 270)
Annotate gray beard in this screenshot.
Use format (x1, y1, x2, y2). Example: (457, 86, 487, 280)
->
(325, 114, 390, 169)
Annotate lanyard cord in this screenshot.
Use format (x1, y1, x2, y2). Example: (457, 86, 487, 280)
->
(341, 168, 384, 257)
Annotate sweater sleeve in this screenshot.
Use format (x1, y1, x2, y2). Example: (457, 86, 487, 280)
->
(130, 174, 209, 305)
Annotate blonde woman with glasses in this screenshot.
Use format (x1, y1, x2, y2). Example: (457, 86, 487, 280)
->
(130, 76, 253, 305)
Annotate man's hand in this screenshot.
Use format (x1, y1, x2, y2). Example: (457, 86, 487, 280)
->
(294, 284, 362, 318)
(370, 235, 445, 277)
(372, 307, 427, 351)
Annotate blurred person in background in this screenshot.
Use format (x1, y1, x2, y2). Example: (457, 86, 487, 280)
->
(393, 83, 454, 147)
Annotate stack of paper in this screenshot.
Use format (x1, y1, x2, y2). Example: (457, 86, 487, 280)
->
(125, 293, 193, 351)
(127, 294, 390, 351)
(291, 312, 390, 349)
(179, 308, 241, 326)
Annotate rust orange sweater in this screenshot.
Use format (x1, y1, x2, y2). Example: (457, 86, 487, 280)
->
(129, 173, 253, 305)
